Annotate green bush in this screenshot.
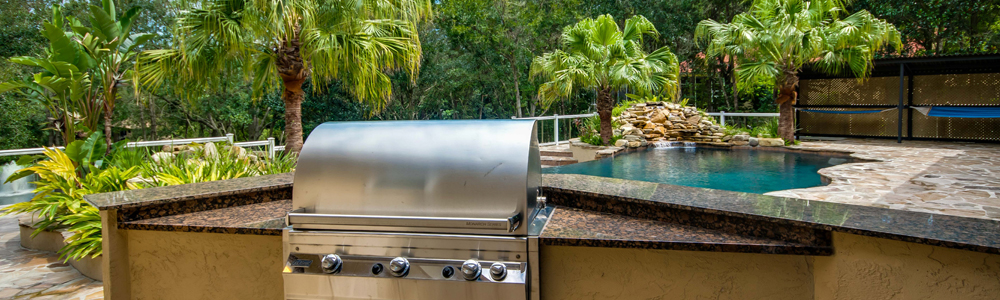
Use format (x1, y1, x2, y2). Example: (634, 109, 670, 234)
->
(576, 116, 623, 146)
(1, 132, 297, 261)
(749, 118, 780, 139)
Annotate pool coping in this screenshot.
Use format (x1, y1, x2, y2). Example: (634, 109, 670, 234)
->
(541, 173, 1000, 255)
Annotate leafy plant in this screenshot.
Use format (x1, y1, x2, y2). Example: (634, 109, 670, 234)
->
(576, 116, 623, 146)
(1, 147, 139, 261)
(139, 0, 431, 152)
(76, 0, 154, 149)
(58, 206, 102, 261)
(531, 14, 680, 145)
(0, 5, 101, 145)
(749, 118, 780, 139)
(696, 0, 901, 142)
(2, 137, 296, 262)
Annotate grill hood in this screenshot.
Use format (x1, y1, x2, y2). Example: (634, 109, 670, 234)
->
(291, 120, 540, 235)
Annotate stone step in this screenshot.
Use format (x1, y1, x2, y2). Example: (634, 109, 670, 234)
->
(541, 156, 578, 167)
(540, 150, 574, 157)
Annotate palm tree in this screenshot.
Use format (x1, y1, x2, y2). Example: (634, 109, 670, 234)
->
(696, 0, 901, 142)
(139, 0, 431, 152)
(530, 14, 680, 145)
(78, 0, 154, 150)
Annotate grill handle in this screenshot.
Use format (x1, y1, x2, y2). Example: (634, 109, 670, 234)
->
(288, 213, 522, 232)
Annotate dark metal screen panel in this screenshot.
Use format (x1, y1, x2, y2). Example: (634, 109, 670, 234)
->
(799, 109, 903, 137)
(799, 77, 903, 106)
(913, 73, 1000, 106)
(798, 72, 1000, 142)
(910, 113, 1000, 141)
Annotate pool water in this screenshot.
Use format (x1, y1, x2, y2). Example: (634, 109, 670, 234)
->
(543, 147, 852, 194)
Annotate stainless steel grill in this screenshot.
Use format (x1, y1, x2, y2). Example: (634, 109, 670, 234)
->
(282, 120, 548, 300)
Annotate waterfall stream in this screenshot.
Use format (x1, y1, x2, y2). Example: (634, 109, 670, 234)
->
(650, 141, 697, 148)
(0, 161, 36, 205)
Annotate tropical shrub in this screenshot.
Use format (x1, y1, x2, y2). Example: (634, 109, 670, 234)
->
(2, 146, 139, 260)
(695, 0, 901, 142)
(531, 14, 680, 145)
(2, 134, 297, 261)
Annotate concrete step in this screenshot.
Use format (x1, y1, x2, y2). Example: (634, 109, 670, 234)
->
(540, 150, 574, 157)
(541, 156, 578, 167)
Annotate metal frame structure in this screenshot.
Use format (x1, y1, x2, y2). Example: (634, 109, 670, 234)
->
(513, 113, 596, 146)
(795, 54, 1000, 143)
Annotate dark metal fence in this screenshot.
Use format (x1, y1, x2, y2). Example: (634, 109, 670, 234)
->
(795, 55, 1000, 142)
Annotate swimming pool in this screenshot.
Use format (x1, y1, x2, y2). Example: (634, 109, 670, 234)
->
(543, 146, 853, 194)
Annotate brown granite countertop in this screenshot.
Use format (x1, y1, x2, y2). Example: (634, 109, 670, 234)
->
(540, 206, 831, 255)
(84, 172, 293, 210)
(120, 200, 292, 235)
(542, 173, 1000, 255)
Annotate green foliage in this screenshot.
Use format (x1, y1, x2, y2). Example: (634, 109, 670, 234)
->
(852, 0, 1000, 56)
(530, 14, 681, 106)
(0, 146, 140, 260)
(749, 118, 780, 139)
(531, 14, 681, 144)
(137, 0, 432, 151)
(696, 0, 902, 93)
(2, 135, 297, 261)
(576, 116, 622, 146)
(696, 0, 901, 140)
(1, 2, 152, 147)
(138, 143, 297, 186)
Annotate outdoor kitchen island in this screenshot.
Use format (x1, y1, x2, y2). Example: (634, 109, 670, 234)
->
(84, 172, 1000, 300)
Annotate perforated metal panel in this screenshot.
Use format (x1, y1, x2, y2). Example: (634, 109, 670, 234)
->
(799, 77, 903, 106)
(799, 109, 903, 137)
(912, 73, 1000, 106)
(798, 73, 1000, 142)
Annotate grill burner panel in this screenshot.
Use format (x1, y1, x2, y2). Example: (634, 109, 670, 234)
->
(282, 231, 533, 299)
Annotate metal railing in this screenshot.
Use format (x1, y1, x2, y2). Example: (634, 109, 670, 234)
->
(0, 134, 286, 159)
(705, 111, 779, 126)
(513, 113, 597, 146)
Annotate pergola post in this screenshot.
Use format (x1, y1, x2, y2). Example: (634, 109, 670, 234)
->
(897, 63, 905, 143)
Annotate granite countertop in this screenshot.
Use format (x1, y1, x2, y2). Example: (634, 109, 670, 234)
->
(120, 200, 292, 235)
(84, 172, 294, 210)
(540, 206, 831, 255)
(542, 173, 1000, 255)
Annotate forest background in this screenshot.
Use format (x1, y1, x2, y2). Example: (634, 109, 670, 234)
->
(3, 0, 997, 151)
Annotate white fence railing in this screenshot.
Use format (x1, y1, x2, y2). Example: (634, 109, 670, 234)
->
(514, 111, 779, 145)
(705, 111, 779, 126)
(0, 134, 285, 159)
(513, 113, 597, 146)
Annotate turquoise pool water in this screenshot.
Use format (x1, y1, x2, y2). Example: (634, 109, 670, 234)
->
(543, 147, 852, 194)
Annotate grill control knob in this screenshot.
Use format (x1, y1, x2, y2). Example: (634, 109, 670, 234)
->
(320, 254, 342, 274)
(489, 262, 507, 281)
(389, 257, 410, 277)
(461, 259, 481, 281)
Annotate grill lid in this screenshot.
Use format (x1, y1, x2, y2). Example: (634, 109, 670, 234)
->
(291, 120, 540, 235)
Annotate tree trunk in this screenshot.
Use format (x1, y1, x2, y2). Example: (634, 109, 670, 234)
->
(150, 98, 158, 139)
(508, 55, 522, 118)
(776, 72, 799, 143)
(103, 86, 116, 153)
(596, 87, 614, 145)
(276, 23, 310, 153)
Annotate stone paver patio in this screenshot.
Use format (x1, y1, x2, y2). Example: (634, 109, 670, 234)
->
(0, 208, 103, 299)
(773, 138, 1000, 220)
